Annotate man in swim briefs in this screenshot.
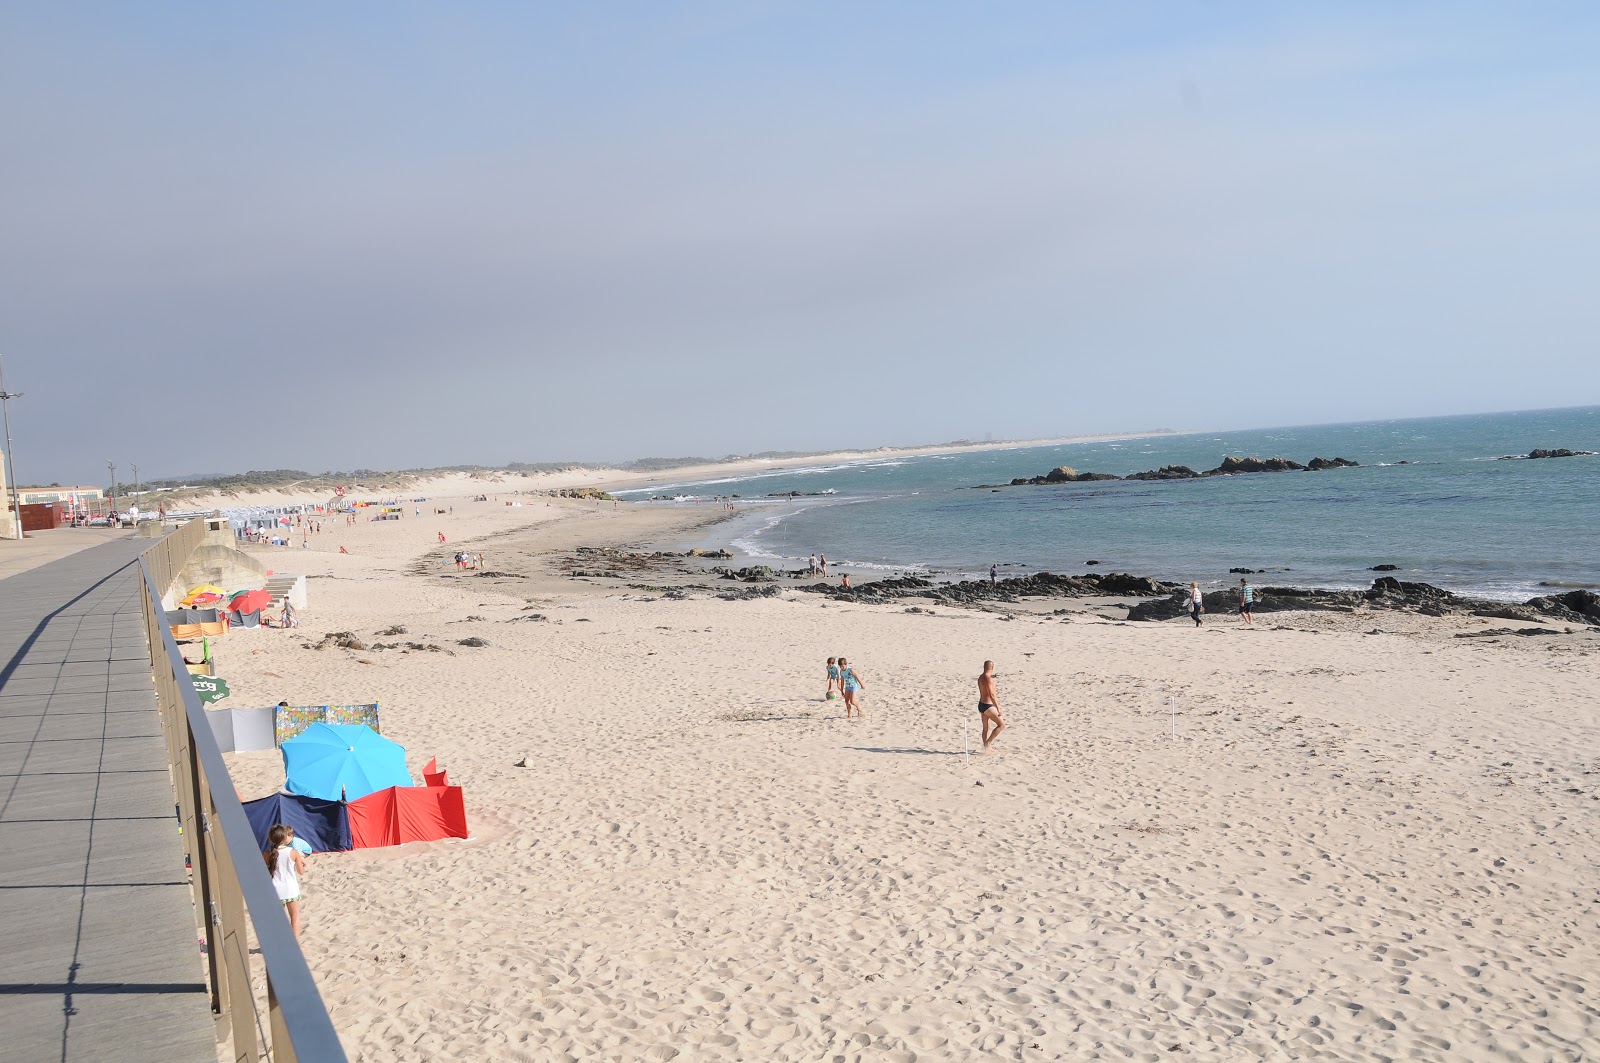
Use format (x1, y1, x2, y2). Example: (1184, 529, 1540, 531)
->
(978, 660, 1005, 749)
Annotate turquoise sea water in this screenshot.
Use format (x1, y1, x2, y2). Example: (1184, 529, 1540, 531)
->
(617, 407, 1600, 601)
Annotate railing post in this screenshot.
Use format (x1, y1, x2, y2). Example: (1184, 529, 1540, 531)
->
(187, 736, 223, 1014)
(268, 974, 299, 1063)
(208, 791, 258, 1063)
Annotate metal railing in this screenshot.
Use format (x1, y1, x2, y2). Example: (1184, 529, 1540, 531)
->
(137, 522, 346, 1062)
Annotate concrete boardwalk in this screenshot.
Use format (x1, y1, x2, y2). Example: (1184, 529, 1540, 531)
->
(0, 539, 217, 1062)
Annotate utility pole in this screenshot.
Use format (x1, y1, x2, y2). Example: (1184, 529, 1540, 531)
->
(107, 460, 117, 521)
(131, 463, 140, 500)
(0, 354, 23, 539)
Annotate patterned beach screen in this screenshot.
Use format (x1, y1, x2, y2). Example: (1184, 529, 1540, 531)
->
(274, 702, 381, 747)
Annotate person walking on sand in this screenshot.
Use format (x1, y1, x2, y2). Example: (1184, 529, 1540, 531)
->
(808, 554, 817, 577)
(990, 562, 998, 583)
(825, 656, 840, 700)
(265, 824, 307, 938)
(1189, 582, 1205, 627)
(1238, 578, 1256, 625)
(819, 554, 828, 577)
(978, 660, 1005, 748)
(838, 657, 865, 718)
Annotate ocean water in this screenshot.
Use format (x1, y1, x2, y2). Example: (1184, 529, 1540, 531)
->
(617, 407, 1600, 601)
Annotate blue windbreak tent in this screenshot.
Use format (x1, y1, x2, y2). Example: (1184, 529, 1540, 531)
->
(242, 792, 352, 854)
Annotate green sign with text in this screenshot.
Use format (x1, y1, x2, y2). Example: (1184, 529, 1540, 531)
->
(191, 674, 231, 704)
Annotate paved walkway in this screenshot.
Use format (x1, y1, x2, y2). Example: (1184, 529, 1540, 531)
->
(0, 539, 217, 1062)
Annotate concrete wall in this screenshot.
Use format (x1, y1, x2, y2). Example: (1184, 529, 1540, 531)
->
(167, 544, 271, 609)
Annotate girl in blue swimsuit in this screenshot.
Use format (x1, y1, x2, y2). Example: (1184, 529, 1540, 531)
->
(838, 657, 866, 718)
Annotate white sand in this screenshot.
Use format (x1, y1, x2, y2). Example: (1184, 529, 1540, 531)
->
(215, 495, 1600, 1062)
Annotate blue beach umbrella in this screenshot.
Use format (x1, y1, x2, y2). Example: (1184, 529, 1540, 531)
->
(282, 723, 411, 802)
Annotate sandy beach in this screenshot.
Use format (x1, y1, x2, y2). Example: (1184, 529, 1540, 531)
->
(208, 492, 1600, 1062)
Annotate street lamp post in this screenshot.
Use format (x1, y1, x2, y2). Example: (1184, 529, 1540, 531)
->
(107, 460, 117, 523)
(0, 354, 23, 539)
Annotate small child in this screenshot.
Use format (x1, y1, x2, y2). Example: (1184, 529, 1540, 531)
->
(265, 824, 308, 938)
(825, 657, 839, 700)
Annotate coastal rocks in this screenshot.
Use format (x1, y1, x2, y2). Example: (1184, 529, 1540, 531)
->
(1367, 576, 1454, 601)
(1525, 589, 1600, 626)
(456, 637, 491, 647)
(717, 584, 782, 601)
(312, 631, 367, 651)
(1122, 577, 1600, 627)
(711, 565, 779, 583)
(1498, 448, 1596, 460)
(1213, 455, 1306, 474)
(799, 571, 1175, 607)
(685, 548, 733, 559)
(1455, 627, 1565, 638)
(1000, 455, 1363, 488)
(1006, 466, 1121, 485)
(1123, 465, 1200, 481)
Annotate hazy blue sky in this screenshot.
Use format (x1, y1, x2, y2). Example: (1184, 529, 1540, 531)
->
(2, 3, 1596, 485)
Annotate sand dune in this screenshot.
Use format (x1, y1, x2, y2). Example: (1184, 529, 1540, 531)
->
(217, 494, 1600, 1061)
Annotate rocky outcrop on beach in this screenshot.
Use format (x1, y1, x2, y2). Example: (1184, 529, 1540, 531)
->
(1125, 578, 1600, 626)
(1497, 448, 1596, 460)
(992, 455, 1360, 488)
(711, 565, 782, 583)
(785, 562, 1600, 628)
(798, 571, 1177, 605)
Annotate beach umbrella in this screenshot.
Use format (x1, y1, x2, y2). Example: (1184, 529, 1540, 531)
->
(282, 723, 411, 802)
(229, 589, 274, 613)
(187, 584, 225, 597)
(182, 591, 226, 607)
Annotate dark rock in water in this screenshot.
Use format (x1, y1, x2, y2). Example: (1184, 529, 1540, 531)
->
(1210, 455, 1307, 475)
(1008, 466, 1123, 485)
(1124, 465, 1200, 481)
(1500, 448, 1596, 460)
(1085, 560, 1101, 566)
(1371, 564, 1399, 572)
(1228, 567, 1263, 574)
(1307, 457, 1360, 470)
